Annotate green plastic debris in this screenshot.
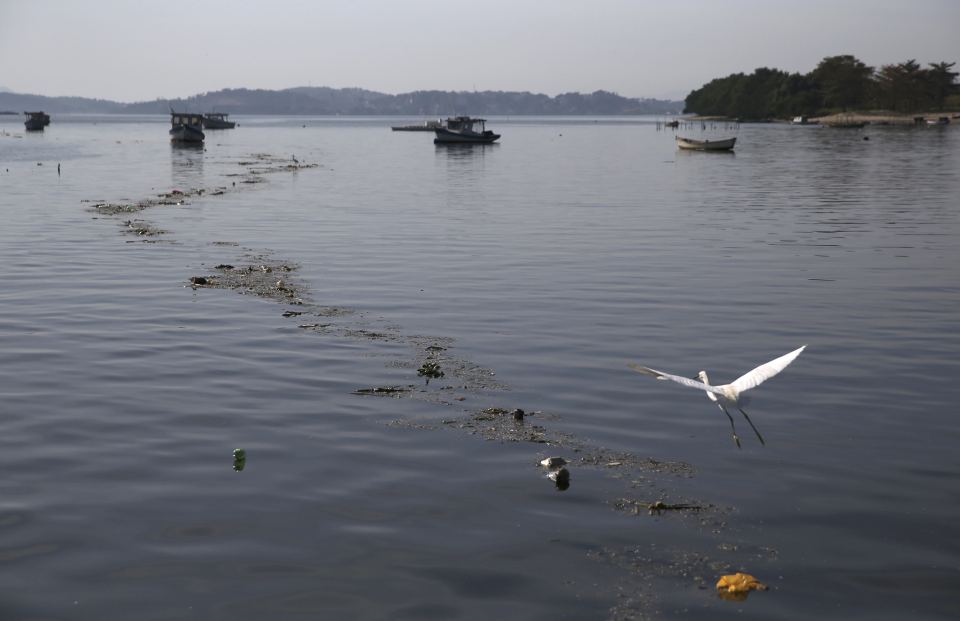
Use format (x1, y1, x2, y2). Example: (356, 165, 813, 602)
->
(233, 448, 246, 472)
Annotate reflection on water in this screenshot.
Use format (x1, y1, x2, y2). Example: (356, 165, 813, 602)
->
(170, 142, 204, 187)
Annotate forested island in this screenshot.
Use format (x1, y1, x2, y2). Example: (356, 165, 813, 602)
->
(0, 87, 681, 116)
(684, 55, 959, 120)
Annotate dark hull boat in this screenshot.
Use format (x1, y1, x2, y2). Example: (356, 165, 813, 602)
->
(433, 116, 500, 144)
(203, 112, 235, 129)
(24, 111, 50, 131)
(170, 111, 205, 143)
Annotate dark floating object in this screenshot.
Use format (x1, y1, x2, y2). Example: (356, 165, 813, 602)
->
(548, 467, 570, 490)
(512, 408, 525, 421)
(647, 500, 704, 515)
(353, 385, 414, 396)
(233, 448, 246, 472)
(417, 361, 444, 379)
(189, 276, 208, 286)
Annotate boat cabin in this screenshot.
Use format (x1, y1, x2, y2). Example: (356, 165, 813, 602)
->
(24, 111, 50, 130)
(171, 111, 203, 128)
(445, 116, 488, 133)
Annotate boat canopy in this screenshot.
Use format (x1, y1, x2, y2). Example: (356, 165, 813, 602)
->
(446, 116, 487, 132)
(171, 111, 203, 126)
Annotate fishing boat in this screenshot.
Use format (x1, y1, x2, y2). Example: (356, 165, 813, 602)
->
(24, 111, 50, 131)
(676, 136, 736, 151)
(434, 116, 500, 144)
(170, 111, 205, 143)
(202, 112, 235, 129)
(392, 119, 443, 131)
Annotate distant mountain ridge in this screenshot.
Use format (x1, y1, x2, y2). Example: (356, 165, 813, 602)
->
(0, 87, 682, 115)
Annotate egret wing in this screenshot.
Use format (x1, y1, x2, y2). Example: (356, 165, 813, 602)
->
(628, 364, 726, 396)
(730, 345, 806, 394)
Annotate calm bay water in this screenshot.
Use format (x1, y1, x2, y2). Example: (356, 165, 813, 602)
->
(1, 115, 958, 619)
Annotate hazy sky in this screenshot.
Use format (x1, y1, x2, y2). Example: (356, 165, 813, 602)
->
(1, 0, 958, 102)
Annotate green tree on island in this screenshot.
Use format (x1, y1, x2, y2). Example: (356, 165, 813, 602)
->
(926, 61, 959, 110)
(810, 55, 874, 111)
(684, 54, 958, 119)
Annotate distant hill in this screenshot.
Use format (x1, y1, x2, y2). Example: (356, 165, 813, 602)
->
(0, 87, 682, 116)
(0, 91, 125, 113)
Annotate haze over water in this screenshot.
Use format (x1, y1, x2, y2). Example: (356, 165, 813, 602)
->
(1, 115, 958, 619)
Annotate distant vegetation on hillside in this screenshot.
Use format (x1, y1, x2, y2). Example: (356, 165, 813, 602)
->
(0, 87, 682, 116)
(684, 56, 959, 119)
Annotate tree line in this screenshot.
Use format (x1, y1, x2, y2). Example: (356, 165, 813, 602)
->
(684, 55, 958, 119)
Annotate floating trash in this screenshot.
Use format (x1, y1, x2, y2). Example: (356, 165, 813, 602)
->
(233, 448, 246, 472)
(540, 456, 567, 469)
(353, 386, 414, 397)
(548, 467, 570, 490)
(716, 572, 768, 601)
(417, 361, 444, 379)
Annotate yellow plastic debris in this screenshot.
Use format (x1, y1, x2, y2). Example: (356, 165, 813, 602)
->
(716, 572, 768, 599)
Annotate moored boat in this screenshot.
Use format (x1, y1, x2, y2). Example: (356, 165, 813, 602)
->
(392, 119, 443, 131)
(170, 111, 205, 143)
(675, 136, 736, 151)
(434, 116, 500, 144)
(202, 112, 235, 129)
(24, 111, 50, 131)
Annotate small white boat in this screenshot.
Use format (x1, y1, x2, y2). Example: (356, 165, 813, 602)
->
(434, 116, 500, 144)
(676, 136, 736, 151)
(170, 111, 205, 143)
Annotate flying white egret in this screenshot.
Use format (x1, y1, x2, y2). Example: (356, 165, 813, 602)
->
(628, 345, 806, 448)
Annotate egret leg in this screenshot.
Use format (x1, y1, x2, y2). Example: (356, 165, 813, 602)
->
(736, 406, 765, 446)
(716, 403, 741, 448)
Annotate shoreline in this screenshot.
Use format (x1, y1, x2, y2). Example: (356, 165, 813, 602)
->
(687, 111, 959, 125)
